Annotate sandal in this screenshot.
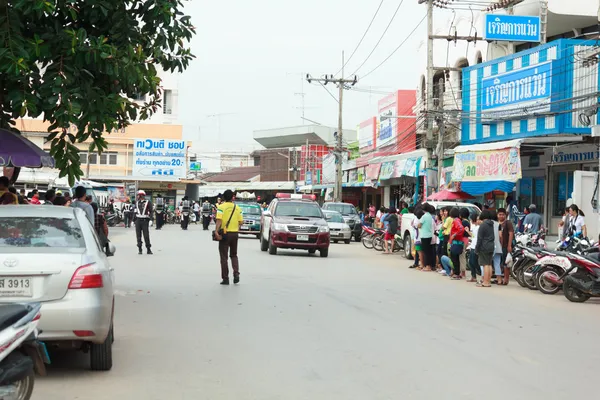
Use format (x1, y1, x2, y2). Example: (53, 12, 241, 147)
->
(466, 278, 477, 282)
(476, 283, 491, 288)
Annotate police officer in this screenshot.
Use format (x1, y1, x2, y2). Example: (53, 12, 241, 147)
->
(201, 198, 212, 230)
(122, 198, 132, 228)
(135, 190, 153, 255)
(155, 193, 165, 230)
(180, 196, 191, 230)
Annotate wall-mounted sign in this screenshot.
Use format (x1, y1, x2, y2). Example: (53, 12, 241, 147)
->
(132, 138, 186, 180)
(189, 161, 201, 171)
(551, 149, 600, 164)
(452, 147, 522, 183)
(481, 62, 552, 111)
(484, 14, 541, 43)
(357, 117, 377, 151)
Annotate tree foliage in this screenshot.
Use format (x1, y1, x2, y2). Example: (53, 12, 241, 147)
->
(0, 0, 195, 184)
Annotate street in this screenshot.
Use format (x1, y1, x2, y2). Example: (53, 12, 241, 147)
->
(34, 224, 600, 400)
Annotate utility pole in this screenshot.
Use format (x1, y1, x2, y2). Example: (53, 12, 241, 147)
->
(425, 0, 434, 150)
(306, 51, 358, 202)
(435, 78, 445, 190)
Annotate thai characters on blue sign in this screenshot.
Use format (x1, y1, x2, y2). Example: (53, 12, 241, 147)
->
(551, 150, 600, 164)
(135, 139, 185, 150)
(484, 15, 541, 42)
(481, 62, 552, 111)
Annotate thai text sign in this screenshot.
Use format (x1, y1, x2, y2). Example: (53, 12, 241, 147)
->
(482, 62, 552, 110)
(551, 150, 600, 164)
(452, 147, 522, 183)
(132, 138, 187, 180)
(484, 14, 541, 43)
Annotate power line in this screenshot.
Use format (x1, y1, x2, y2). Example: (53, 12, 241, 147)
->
(359, 13, 427, 80)
(335, 0, 386, 77)
(350, 0, 406, 76)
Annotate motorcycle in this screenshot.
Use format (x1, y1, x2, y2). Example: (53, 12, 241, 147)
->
(0, 303, 50, 400)
(105, 209, 123, 227)
(562, 252, 600, 303)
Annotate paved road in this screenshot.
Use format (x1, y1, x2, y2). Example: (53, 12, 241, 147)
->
(33, 224, 600, 400)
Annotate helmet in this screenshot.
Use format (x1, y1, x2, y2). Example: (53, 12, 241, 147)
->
(137, 190, 146, 196)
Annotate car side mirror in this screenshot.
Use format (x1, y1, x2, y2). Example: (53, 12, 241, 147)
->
(263, 210, 271, 217)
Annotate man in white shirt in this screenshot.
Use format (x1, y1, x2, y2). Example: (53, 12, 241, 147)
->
(70, 186, 94, 225)
(193, 201, 201, 225)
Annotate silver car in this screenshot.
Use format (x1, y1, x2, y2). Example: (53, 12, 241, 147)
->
(323, 210, 352, 244)
(0, 206, 115, 371)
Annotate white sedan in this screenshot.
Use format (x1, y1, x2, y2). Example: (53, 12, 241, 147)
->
(0, 205, 115, 371)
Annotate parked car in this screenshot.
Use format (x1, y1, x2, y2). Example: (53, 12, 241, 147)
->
(323, 210, 352, 244)
(235, 201, 262, 239)
(260, 193, 330, 257)
(399, 201, 481, 259)
(321, 202, 362, 242)
(0, 206, 116, 371)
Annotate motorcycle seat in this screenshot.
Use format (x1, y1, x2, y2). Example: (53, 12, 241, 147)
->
(0, 304, 30, 331)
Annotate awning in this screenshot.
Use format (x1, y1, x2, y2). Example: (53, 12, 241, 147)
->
(369, 148, 428, 165)
(452, 139, 523, 195)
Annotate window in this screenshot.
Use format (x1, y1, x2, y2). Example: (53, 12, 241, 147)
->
(520, 177, 545, 216)
(275, 202, 323, 218)
(89, 153, 98, 164)
(100, 153, 108, 165)
(79, 152, 87, 164)
(0, 217, 85, 248)
(109, 153, 117, 165)
(163, 90, 172, 114)
(552, 171, 573, 217)
(80, 152, 116, 165)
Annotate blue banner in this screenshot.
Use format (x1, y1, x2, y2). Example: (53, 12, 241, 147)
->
(484, 14, 541, 42)
(481, 62, 552, 110)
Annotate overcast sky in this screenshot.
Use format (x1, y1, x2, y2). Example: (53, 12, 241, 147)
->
(178, 0, 426, 151)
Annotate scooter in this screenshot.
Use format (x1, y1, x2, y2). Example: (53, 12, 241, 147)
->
(0, 303, 50, 400)
(562, 252, 600, 303)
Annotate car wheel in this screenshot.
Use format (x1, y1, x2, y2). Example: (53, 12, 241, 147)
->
(344, 239, 351, 244)
(333, 240, 338, 244)
(320, 248, 329, 258)
(256, 234, 261, 240)
(260, 232, 268, 252)
(308, 249, 316, 254)
(90, 325, 113, 371)
(268, 237, 277, 255)
(403, 234, 413, 260)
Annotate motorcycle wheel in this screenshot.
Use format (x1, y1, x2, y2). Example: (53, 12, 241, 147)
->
(7, 369, 35, 400)
(372, 236, 384, 252)
(362, 235, 374, 249)
(522, 264, 538, 290)
(534, 266, 563, 295)
(563, 274, 592, 303)
(515, 266, 527, 288)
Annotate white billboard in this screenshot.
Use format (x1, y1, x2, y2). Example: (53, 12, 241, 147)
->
(378, 92, 398, 148)
(132, 138, 187, 180)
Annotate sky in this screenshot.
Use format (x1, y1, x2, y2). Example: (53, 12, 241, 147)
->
(178, 0, 426, 152)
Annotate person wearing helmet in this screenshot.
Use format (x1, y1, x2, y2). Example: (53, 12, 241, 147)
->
(135, 190, 153, 255)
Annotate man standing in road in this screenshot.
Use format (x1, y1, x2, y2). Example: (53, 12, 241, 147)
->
(135, 190, 153, 255)
(497, 208, 514, 285)
(71, 186, 94, 225)
(180, 196, 191, 230)
(155, 194, 165, 230)
(193, 201, 200, 225)
(214, 189, 244, 285)
(122, 198, 132, 228)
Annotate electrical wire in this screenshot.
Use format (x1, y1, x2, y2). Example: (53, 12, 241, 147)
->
(335, 0, 386, 77)
(350, 0, 406, 77)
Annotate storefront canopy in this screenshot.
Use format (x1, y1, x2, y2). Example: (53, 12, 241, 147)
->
(452, 139, 523, 195)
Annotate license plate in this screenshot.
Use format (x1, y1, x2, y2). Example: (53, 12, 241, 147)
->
(240, 226, 249, 230)
(297, 234, 309, 241)
(0, 277, 33, 297)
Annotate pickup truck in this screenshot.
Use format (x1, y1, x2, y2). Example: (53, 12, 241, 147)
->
(399, 201, 482, 259)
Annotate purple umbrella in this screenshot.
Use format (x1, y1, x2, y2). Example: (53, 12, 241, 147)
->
(0, 128, 55, 168)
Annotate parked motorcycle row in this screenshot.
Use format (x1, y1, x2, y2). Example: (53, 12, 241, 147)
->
(508, 231, 600, 303)
(360, 225, 402, 253)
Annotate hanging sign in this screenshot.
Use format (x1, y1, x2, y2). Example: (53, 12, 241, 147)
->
(379, 161, 395, 181)
(452, 147, 522, 183)
(366, 164, 381, 181)
(484, 14, 541, 43)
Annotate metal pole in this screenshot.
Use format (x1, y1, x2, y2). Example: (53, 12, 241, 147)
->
(336, 51, 344, 202)
(426, 0, 434, 147)
(436, 78, 445, 192)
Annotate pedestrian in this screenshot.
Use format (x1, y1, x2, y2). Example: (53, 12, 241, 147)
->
(383, 208, 398, 254)
(568, 204, 587, 238)
(30, 192, 41, 205)
(558, 207, 570, 240)
(180, 196, 191, 230)
(91, 202, 110, 255)
(214, 189, 244, 285)
(492, 211, 503, 284)
(44, 189, 56, 205)
(458, 208, 471, 278)
(135, 190, 153, 255)
(201, 198, 212, 230)
(70, 186, 95, 224)
(523, 203, 543, 233)
(400, 201, 409, 215)
(368, 203, 376, 224)
(375, 206, 384, 229)
(467, 213, 480, 283)
(476, 210, 495, 287)
(122, 198, 132, 228)
(497, 207, 514, 285)
(417, 203, 434, 272)
(193, 201, 201, 224)
(440, 255, 453, 276)
(155, 194, 165, 230)
(0, 177, 18, 205)
(18, 188, 28, 204)
(448, 207, 464, 280)
(441, 207, 452, 257)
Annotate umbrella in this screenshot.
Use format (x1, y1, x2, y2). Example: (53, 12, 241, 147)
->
(0, 128, 55, 169)
(427, 189, 476, 201)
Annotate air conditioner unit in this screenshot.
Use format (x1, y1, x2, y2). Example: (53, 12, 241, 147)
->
(592, 125, 600, 137)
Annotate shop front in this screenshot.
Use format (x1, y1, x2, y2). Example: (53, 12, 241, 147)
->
(138, 181, 186, 211)
(372, 149, 428, 208)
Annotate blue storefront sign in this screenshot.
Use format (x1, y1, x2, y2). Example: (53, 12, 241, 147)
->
(484, 14, 541, 43)
(461, 39, 600, 145)
(481, 62, 552, 111)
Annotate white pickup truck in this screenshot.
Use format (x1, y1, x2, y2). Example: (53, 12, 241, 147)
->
(399, 201, 482, 259)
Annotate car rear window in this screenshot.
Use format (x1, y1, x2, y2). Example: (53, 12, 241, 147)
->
(0, 217, 86, 248)
(324, 212, 344, 223)
(323, 204, 357, 215)
(237, 203, 261, 215)
(275, 202, 323, 218)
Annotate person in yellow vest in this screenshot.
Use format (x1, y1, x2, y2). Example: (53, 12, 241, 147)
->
(214, 190, 244, 285)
